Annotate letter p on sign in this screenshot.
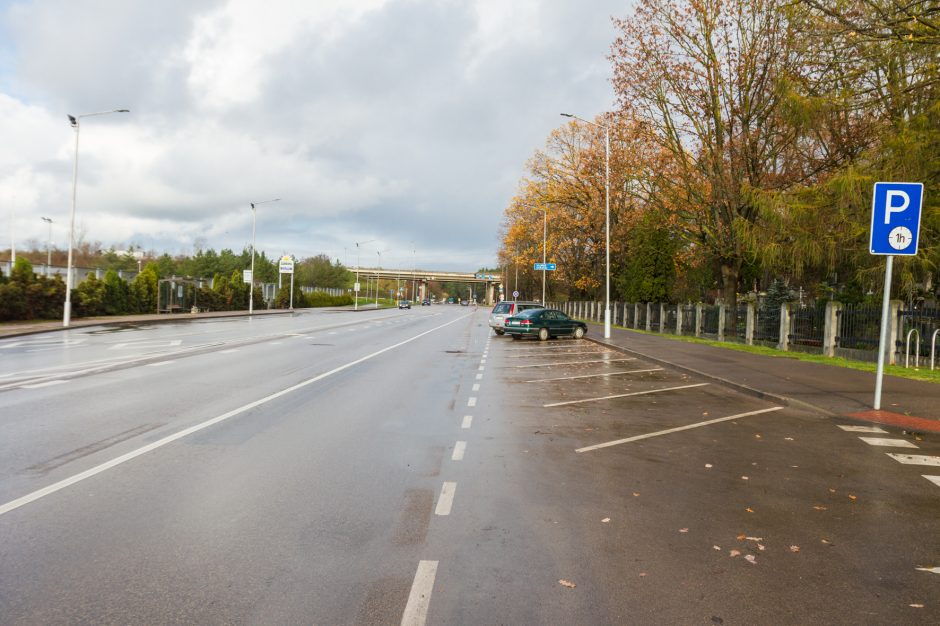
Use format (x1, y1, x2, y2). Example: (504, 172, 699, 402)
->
(870, 182, 924, 256)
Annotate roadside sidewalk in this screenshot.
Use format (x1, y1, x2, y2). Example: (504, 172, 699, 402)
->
(588, 324, 940, 432)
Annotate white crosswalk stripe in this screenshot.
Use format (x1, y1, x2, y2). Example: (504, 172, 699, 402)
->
(886, 454, 940, 467)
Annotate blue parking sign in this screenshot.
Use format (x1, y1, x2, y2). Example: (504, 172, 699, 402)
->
(870, 182, 924, 255)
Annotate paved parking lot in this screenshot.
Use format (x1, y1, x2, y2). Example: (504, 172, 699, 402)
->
(452, 325, 940, 624)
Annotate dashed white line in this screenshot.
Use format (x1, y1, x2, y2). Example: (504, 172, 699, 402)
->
(545, 383, 709, 407)
(468, 397, 477, 407)
(475, 373, 483, 380)
(838, 425, 888, 433)
(435, 482, 457, 515)
(472, 383, 480, 391)
(576, 407, 786, 453)
(526, 368, 663, 383)
(452, 441, 467, 461)
(462, 415, 472, 429)
(887, 454, 940, 467)
(21, 380, 67, 389)
(145, 361, 175, 367)
(858, 437, 918, 448)
(478, 366, 485, 371)
(513, 358, 636, 369)
(401, 560, 438, 626)
(219, 349, 239, 354)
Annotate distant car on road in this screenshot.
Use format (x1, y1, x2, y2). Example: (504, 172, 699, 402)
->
(460, 300, 469, 306)
(422, 299, 431, 306)
(503, 308, 587, 341)
(398, 300, 411, 309)
(488, 301, 543, 335)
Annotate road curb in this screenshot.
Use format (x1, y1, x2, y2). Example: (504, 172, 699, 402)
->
(585, 335, 830, 417)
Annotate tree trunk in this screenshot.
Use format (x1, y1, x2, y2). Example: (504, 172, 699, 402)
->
(720, 262, 740, 333)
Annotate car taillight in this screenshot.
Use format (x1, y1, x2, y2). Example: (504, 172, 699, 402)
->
(521, 320, 531, 325)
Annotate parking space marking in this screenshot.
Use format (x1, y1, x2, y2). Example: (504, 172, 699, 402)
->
(401, 560, 438, 626)
(435, 482, 457, 515)
(472, 383, 480, 391)
(462, 416, 472, 429)
(525, 368, 663, 383)
(513, 358, 636, 369)
(838, 425, 888, 433)
(858, 437, 918, 448)
(544, 383, 709, 407)
(923, 476, 940, 488)
(502, 343, 602, 351)
(452, 441, 467, 461)
(504, 350, 611, 359)
(575, 407, 785, 453)
(468, 397, 477, 407)
(886, 454, 940, 467)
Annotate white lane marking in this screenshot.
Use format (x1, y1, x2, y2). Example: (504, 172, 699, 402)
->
(108, 339, 182, 350)
(514, 358, 636, 369)
(268, 342, 283, 346)
(504, 350, 609, 358)
(924, 476, 940, 488)
(20, 380, 67, 389)
(475, 373, 483, 380)
(145, 361, 175, 367)
(481, 359, 486, 364)
(858, 437, 918, 448)
(887, 454, 940, 467)
(545, 383, 709, 407)
(0, 314, 472, 518)
(435, 482, 457, 515)
(478, 366, 485, 371)
(526, 368, 663, 383)
(915, 566, 940, 574)
(838, 425, 888, 433)
(576, 407, 786, 453)
(328, 332, 337, 335)
(472, 383, 480, 391)
(462, 415, 473, 429)
(219, 349, 239, 354)
(401, 560, 438, 626)
(468, 397, 477, 407)
(452, 441, 467, 461)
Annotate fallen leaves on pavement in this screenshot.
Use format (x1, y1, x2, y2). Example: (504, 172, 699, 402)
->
(558, 579, 577, 589)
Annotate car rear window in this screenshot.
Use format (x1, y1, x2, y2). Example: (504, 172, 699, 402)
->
(517, 308, 543, 318)
(492, 303, 512, 314)
(518, 304, 542, 311)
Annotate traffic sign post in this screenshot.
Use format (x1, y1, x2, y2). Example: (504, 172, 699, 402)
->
(533, 263, 556, 271)
(870, 182, 924, 409)
(278, 255, 295, 310)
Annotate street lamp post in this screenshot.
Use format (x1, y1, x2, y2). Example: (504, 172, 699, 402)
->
(63, 109, 130, 327)
(41, 217, 53, 276)
(249, 198, 280, 316)
(354, 240, 375, 311)
(542, 207, 547, 304)
(562, 112, 611, 338)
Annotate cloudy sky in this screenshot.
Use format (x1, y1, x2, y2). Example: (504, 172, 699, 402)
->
(0, 0, 624, 272)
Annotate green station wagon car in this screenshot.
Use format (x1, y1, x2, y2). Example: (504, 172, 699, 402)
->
(503, 308, 587, 341)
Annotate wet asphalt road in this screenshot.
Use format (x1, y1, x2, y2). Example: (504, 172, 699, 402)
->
(0, 306, 937, 624)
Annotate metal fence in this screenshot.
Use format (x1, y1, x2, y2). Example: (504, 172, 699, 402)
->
(836, 304, 881, 351)
(662, 305, 677, 334)
(899, 307, 940, 363)
(702, 305, 720, 338)
(648, 304, 661, 331)
(754, 305, 781, 345)
(681, 304, 696, 334)
(789, 304, 825, 352)
(729, 304, 748, 343)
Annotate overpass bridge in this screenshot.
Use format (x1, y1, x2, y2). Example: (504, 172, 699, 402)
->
(354, 267, 503, 304)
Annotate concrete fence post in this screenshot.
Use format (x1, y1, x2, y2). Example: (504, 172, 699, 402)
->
(659, 303, 667, 333)
(718, 302, 727, 342)
(613, 302, 619, 326)
(778, 303, 791, 351)
(823, 301, 842, 357)
(746, 303, 756, 346)
(676, 305, 684, 335)
(645, 303, 652, 332)
(695, 303, 703, 337)
(889, 300, 903, 365)
(634, 303, 641, 329)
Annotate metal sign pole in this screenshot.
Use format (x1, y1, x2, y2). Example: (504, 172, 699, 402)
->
(873, 255, 894, 410)
(290, 271, 294, 311)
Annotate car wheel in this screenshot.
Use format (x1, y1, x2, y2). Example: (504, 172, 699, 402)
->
(573, 327, 585, 339)
(538, 327, 549, 341)
(495, 329, 505, 335)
